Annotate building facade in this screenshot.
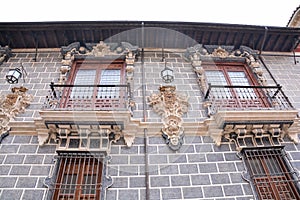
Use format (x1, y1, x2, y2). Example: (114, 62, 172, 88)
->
(1, 20, 300, 200)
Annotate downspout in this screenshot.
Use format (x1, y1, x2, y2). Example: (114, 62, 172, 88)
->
(141, 22, 150, 200)
(258, 26, 268, 55)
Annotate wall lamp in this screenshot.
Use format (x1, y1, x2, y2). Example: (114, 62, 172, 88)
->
(6, 63, 27, 84)
(161, 50, 174, 83)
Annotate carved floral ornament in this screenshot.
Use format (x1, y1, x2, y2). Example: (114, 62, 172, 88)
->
(148, 86, 189, 150)
(0, 87, 33, 136)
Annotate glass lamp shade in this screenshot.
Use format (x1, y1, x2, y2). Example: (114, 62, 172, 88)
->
(6, 68, 22, 84)
(161, 66, 174, 83)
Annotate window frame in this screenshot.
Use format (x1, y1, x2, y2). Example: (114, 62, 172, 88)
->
(203, 62, 270, 108)
(52, 151, 105, 200)
(61, 59, 126, 109)
(242, 147, 300, 200)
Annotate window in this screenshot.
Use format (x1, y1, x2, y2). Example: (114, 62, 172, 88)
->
(242, 147, 300, 200)
(204, 63, 269, 109)
(60, 60, 128, 110)
(53, 152, 104, 200)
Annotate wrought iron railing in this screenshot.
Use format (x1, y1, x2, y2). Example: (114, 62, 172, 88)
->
(43, 82, 131, 111)
(204, 84, 294, 115)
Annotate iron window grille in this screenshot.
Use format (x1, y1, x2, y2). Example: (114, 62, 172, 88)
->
(241, 147, 300, 200)
(48, 151, 109, 200)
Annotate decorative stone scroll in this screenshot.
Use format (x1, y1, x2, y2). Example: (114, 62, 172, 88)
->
(0, 87, 33, 136)
(148, 86, 189, 150)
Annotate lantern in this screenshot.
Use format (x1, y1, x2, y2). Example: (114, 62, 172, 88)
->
(6, 68, 22, 84)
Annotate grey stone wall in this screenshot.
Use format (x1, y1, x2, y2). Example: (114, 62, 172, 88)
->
(260, 55, 300, 112)
(0, 50, 61, 121)
(1, 50, 300, 200)
(107, 135, 255, 200)
(0, 135, 56, 200)
(132, 51, 205, 122)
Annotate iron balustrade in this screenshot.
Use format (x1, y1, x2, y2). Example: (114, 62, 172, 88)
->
(44, 82, 131, 111)
(204, 84, 294, 114)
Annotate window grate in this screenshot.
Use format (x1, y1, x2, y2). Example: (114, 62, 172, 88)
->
(242, 147, 300, 200)
(53, 152, 103, 200)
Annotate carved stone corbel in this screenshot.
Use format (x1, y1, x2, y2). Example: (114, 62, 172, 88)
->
(149, 86, 189, 150)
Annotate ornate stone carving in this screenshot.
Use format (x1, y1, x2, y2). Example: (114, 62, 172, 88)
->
(0, 87, 33, 136)
(0, 45, 11, 64)
(211, 46, 230, 58)
(149, 86, 189, 150)
(223, 122, 293, 151)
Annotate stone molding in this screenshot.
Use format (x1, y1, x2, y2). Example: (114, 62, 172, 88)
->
(34, 110, 142, 148)
(205, 110, 299, 148)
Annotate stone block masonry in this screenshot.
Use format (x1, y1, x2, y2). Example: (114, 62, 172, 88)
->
(107, 135, 255, 200)
(0, 135, 56, 200)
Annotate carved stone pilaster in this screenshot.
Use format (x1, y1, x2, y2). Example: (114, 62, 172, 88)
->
(125, 51, 137, 115)
(149, 86, 189, 150)
(0, 87, 33, 137)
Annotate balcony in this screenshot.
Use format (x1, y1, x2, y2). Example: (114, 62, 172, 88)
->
(204, 84, 299, 146)
(204, 84, 294, 115)
(44, 82, 131, 111)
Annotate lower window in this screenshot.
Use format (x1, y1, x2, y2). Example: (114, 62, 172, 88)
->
(53, 152, 103, 200)
(242, 147, 300, 200)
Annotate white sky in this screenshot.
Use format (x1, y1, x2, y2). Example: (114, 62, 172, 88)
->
(2, 1, 299, 27)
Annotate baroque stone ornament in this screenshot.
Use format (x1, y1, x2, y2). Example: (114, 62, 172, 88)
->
(149, 86, 189, 150)
(0, 87, 33, 137)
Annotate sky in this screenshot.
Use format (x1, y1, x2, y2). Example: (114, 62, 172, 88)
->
(1, 1, 299, 27)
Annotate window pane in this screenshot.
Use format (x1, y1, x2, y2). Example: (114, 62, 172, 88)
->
(100, 69, 121, 85)
(61, 174, 77, 194)
(82, 174, 97, 194)
(71, 69, 96, 98)
(228, 71, 256, 99)
(205, 71, 227, 85)
(98, 69, 121, 98)
(228, 71, 250, 86)
(205, 71, 231, 98)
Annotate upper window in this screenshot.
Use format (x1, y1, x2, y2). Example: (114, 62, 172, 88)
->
(59, 60, 128, 110)
(242, 147, 300, 200)
(203, 63, 270, 109)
